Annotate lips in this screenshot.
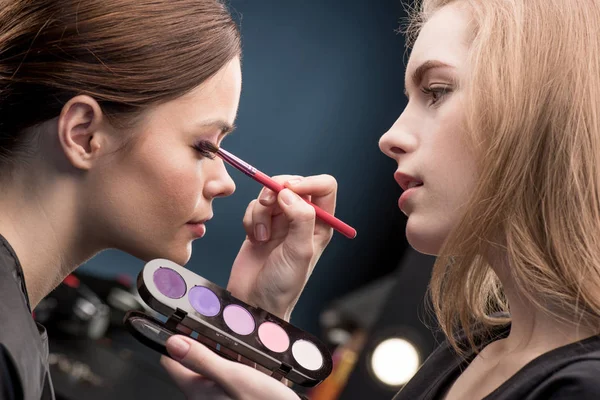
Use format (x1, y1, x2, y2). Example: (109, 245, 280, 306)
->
(186, 214, 212, 238)
(187, 222, 207, 238)
(394, 171, 423, 191)
(188, 214, 213, 225)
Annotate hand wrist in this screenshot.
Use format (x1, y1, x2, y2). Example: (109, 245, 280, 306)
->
(227, 287, 294, 322)
(249, 295, 294, 322)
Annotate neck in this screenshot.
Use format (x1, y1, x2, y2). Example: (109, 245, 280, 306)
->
(0, 166, 101, 308)
(491, 256, 597, 355)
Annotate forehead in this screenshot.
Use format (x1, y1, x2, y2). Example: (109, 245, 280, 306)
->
(143, 57, 242, 131)
(406, 4, 472, 78)
(178, 57, 242, 120)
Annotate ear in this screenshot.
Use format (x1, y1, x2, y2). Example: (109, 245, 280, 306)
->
(57, 95, 109, 170)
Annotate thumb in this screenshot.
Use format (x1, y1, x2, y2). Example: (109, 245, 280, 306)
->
(166, 336, 239, 396)
(165, 336, 300, 400)
(161, 356, 232, 399)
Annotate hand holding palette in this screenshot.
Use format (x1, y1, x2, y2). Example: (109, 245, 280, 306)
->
(124, 259, 333, 387)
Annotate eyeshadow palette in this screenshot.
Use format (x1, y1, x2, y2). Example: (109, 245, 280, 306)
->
(124, 258, 333, 387)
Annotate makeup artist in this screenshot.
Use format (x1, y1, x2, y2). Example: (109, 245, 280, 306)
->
(154, 0, 600, 399)
(0, 1, 338, 399)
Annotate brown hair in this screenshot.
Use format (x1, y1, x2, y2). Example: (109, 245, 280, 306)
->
(0, 0, 241, 166)
(405, 0, 600, 354)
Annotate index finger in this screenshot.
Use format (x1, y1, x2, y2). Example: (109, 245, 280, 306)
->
(283, 174, 338, 215)
(258, 174, 303, 206)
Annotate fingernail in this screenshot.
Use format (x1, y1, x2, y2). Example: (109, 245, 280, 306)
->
(255, 223, 268, 241)
(260, 191, 274, 203)
(280, 189, 298, 205)
(286, 178, 302, 186)
(167, 337, 190, 360)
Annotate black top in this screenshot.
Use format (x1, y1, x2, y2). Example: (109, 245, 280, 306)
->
(393, 324, 600, 399)
(0, 234, 54, 400)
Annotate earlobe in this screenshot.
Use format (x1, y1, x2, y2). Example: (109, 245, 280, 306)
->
(57, 95, 106, 170)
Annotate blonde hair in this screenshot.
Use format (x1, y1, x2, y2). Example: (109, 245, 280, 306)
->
(408, 0, 600, 352)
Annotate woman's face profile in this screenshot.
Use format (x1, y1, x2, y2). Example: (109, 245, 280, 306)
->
(379, 3, 478, 255)
(86, 57, 241, 265)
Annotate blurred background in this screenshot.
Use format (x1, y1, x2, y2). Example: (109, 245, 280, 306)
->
(36, 1, 443, 399)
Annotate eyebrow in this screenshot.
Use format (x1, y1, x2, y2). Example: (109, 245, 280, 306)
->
(197, 119, 236, 136)
(404, 60, 455, 98)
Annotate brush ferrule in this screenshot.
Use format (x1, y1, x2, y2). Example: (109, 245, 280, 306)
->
(216, 148, 257, 176)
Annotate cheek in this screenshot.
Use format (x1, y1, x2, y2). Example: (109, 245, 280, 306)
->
(146, 159, 204, 215)
(411, 115, 476, 254)
(430, 105, 476, 206)
(436, 155, 476, 204)
(117, 144, 204, 221)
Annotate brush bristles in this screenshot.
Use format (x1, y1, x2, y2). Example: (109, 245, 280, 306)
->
(199, 140, 220, 154)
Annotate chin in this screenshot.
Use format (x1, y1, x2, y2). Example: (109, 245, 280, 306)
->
(162, 250, 192, 266)
(405, 217, 448, 256)
(127, 242, 193, 266)
(159, 244, 193, 266)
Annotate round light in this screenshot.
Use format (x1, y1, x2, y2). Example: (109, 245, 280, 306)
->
(370, 338, 420, 386)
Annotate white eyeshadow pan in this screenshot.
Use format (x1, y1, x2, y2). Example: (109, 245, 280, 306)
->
(292, 340, 324, 371)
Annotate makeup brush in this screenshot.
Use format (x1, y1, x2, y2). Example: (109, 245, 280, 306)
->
(195, 140, 357, 239)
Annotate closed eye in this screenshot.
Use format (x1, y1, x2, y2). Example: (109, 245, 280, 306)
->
(192, 140, 218, 159)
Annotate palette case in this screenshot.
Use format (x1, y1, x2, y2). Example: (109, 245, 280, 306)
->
(124, 258, 333, 387)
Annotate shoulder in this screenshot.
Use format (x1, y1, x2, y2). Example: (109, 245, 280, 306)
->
(0, 235, 50, 400)
(533, 358, 600, 399)
(392, 336, 470, 400)
(394, 324, 511, 400)
(0, 343, 23, 400)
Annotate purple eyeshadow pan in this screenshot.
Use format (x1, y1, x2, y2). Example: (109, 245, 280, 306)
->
(188, 286, 221, 317)
(223, 304, 255, 335)
(153, 267, 187, 299)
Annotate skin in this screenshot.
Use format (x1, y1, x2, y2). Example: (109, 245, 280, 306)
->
(0, 55, 338, 398)
(158, 4, 598, 400)
(0, 57, 242, 306)
(378, 3, 477, 257)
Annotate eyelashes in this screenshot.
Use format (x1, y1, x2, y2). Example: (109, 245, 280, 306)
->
(192, 140, 219, 159)
(420, 84, 452, 106)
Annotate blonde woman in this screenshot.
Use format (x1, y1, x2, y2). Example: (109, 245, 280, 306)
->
(162, 0, 600, 399)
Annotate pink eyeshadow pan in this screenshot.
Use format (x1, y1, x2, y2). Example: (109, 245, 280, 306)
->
(258, 322, 290, 353)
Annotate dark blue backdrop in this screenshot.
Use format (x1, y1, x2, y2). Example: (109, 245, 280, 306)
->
(80, 0, 409, 335)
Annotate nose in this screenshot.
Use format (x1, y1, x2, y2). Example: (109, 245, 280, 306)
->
(203, 157, 236, 199)
(379, 108, 418, 161)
